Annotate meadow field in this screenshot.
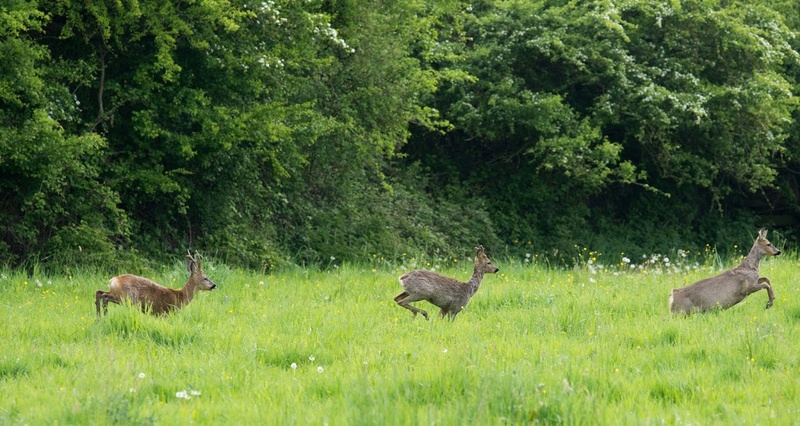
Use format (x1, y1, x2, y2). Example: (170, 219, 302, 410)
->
(0, 249, 798, 425)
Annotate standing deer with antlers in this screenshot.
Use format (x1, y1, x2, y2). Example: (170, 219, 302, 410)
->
(95, 251, 217, 316)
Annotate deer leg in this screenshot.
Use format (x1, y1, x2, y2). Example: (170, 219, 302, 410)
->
(96, 291, 120, 316)
(442, 307, 462, 320)
(756, 277, 775, 309)
(399, 301, 429, 320)
(95, 291, 102, 317)
(95, 291, 109, 317)
(394, 293, 429, 320)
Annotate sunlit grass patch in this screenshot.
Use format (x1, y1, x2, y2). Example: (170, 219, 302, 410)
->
(0, 251, 798, 424)
(0, 360, 28, 380)
(95, 304, 200, 347)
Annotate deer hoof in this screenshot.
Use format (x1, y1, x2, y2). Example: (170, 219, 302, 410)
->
(766, 301, 774, 309)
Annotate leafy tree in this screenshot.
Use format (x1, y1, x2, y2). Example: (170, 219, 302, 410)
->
(8, 0, 477, 268)
(3, 0, 799, 268)
(405, 0, 799, 257)
(0, 2, 124, 266)
(270, 0, 486, 263)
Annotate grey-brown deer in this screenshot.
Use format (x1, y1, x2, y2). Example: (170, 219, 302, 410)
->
(669, 228, 781, 315)
(394, 245, 499, 320)
(95, 252, 217, 317)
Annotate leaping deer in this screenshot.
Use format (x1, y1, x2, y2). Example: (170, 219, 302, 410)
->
(95, 251, 217, 316)
(670, 228, 781, 315)
(394, 245, 499, 320)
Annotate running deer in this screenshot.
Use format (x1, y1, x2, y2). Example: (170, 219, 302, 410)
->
(669, 228, 781, 315)
(95, 252, 217, 317)
(394, 245, 499, 320)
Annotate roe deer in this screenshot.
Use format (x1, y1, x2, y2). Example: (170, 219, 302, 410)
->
(669, 228, 781, 315)
(95, 251, 217, 317)
(394, 245, 499, 320)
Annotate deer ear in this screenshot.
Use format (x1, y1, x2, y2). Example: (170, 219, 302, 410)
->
(758, 228, 768, 239)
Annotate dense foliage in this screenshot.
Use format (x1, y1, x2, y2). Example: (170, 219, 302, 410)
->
(1, 0, 799, 269)
(407, 0, 800, 257)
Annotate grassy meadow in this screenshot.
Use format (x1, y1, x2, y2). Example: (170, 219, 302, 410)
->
(1, 249, 799, 425)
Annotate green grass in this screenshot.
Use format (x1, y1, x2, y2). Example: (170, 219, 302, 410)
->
(0, 253, 798, 424)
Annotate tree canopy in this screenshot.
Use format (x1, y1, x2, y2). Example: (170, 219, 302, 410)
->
(1, 0, 798, 269)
